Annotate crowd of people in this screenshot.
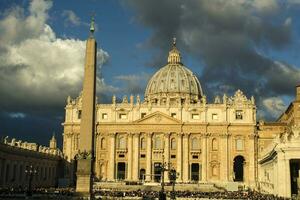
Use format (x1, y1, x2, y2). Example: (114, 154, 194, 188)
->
(93, 189, 289, 199)
(0, 187, 292, 199)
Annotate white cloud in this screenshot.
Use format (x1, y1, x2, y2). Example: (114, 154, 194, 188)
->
(62, 10, 81, 26)
(262, 97, 286, 118)
(0, 0, 111, 111)
(8, 112, 26, 119)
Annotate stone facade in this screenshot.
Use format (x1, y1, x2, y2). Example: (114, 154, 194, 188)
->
(0, 136, 63, 188)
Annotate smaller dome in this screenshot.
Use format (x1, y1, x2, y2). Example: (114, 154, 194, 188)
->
(145, 38, 203, 104)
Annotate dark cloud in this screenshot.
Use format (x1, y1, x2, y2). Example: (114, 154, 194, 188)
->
(125, 0, 299, 119)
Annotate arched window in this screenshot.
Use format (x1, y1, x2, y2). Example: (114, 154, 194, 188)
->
(154, 137, 161, 149)
(140, 138, 146, 150)
(171, 138, 176, 150)
(191, 138, 199, 150)
(212, 138, 218, 151)
(118, 137, 126, 149)
(101, 138, 106, 149)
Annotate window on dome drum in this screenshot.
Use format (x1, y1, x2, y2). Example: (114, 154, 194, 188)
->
(141, 113, 146, 118)
(236, 139, 244, 150)
(235, 110, 243, 120)
(212, 113, 218, 120)
(171, 113, 177, 118)
(119, 113, 127, 119)
(102, 113, 108, 119)
(192, 114, 200, 120)
(77, 110, 82, 119)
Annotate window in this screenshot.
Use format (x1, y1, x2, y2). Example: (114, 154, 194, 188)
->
(212, 113, 218, 120)
(102, 113, 108, 119)
(140, 138, 146, 150)
(78, 110, 82, 119)
(212, 138, 218, 151)
(141, 113, 146, 118)
(192, 155, 198, 159)
(236, 139, 244, 150)
(154, 137, 161, 149)
(118, 137, 126, 149)
(171, 113, 177, 118)
(212, 166, 218, 176)
(119, 113, 127, 119)
(140, 154, 146, 158)
(192, 114, 200, 120)
(171, 138, 176, 150)
(119, 154, 125, 158)
(171, 155, 176, 159)
(101, 138, 106, 149)
(235, 110, 243, 120)
(191, 138, 199, 150)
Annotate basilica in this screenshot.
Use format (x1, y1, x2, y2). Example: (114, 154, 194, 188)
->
(62, 33, 300, 198)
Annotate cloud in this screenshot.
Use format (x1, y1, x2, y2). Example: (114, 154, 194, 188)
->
(8, 112, 26, 119)
(0, 0, 111, 113)
(62, 10, 81, 26)
(125, 0, 299, 119)
(262, 97, 286, 118)
(114, 73, 151, 95)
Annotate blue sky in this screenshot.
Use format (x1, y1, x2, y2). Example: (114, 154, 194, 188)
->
(0, 0, 300, 146)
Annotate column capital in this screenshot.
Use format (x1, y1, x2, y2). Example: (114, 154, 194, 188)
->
(219, 133, 230, 138)
(177, 132, 183, 137)
(133, 132, 140, 137)
(248, 133, 258, 139)
(164, 132, 171, 138)
(183, 133, 190, 138)
(108, 133, 116, 138)
(146, 132, 153, 138)
(201, 133, 210, 138)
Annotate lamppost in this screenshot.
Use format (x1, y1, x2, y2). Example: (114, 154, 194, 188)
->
(25, 165, 37, 196)
(168, 169, 177, 200)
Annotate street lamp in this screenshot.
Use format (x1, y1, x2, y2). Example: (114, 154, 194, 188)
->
(25, 165, 37, 196)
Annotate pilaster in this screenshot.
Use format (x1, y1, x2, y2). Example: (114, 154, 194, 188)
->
(108, 133, 116, 181)
(146, 133, 153, 182)
(176, 133, 183, 182)
(183, 133, 190, 182)
(132, 133, 140, 181)
(201, 133, 209, 181)
(164, 133, 170, 182)
(127, 133, 133, 181)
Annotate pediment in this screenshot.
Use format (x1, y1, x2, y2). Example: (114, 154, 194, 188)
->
(133, 111, 181, 124)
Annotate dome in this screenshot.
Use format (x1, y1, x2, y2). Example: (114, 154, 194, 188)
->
(145, 39, 203, 104)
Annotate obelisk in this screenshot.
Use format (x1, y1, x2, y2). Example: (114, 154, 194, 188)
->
(76, 17, 97, 196)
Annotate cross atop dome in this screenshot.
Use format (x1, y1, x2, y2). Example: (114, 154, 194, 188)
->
(89, 14, 95, 37)
(168, 37, 181, 64)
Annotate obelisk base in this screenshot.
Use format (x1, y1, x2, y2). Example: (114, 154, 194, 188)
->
(76, 158, 93, 197)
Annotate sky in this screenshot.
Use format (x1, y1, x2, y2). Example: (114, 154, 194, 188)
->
(0, 0, 300, 147)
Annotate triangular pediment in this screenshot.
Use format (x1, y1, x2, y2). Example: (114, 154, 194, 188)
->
(134, 111, 181, 124)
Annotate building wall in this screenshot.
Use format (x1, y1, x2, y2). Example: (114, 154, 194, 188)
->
(0, 138, 63, 188)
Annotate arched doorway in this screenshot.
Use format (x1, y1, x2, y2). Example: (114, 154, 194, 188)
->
(139, 169, 146, 181)
(117, 162, 126, 180)
(191, 163, 199, 181)
(233, 156, 245, 182)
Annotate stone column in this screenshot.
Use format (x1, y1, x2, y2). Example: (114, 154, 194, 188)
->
(127, 133, 133, 181)
(108, 133, 115, 181)
(132, 133, 140, 181)
(220, 133, 229, 182)
(164, 133, 170, 182)
(176, 133, 183, 182)
(201, 134, 208, 181)
(183, 133, 190, 182)
(248, 134, 256, 187)
(146, 133, 152, 182)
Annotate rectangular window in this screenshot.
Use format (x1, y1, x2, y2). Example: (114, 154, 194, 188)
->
(171, 113, 176, 118)
(192, 114, 200, 119)
(78, 110, 82, 119)
(140, 154, 146, 158)
(236, 139, 244, 150)
(141, 113, 146, 118)
(235, 110, 243, 120)
(119, 113, 127, 119)
(192, 155, 198, 159)
(171, 155, 176, 159)
(119, 154, 125, 158)
(212, 113, 218, 120)
(102, 113, 108, 119)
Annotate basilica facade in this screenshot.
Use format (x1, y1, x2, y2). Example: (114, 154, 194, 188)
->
(63, 40, 266, 188)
